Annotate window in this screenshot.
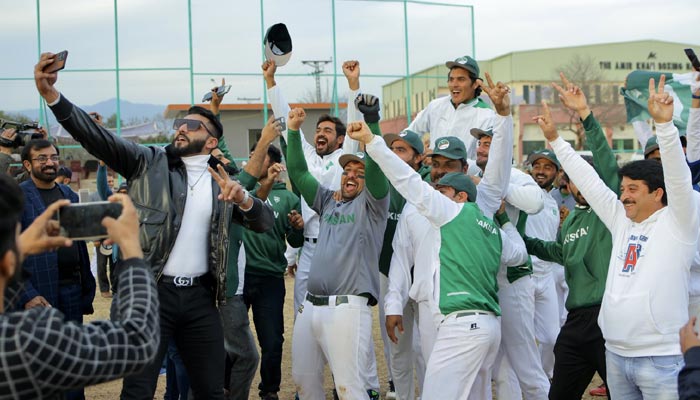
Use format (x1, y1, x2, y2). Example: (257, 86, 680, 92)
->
(613, 139, 634, 151)
(594, 85, 602, 105)
(612, 86, 620, 104)
(535, 85, 542, 103)
(522, 140, 545, 160)
(248, 129, 262, 153)
(523, 85, 530, 104)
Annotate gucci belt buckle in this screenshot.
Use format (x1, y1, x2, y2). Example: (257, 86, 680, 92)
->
(173, 276, 194, 287)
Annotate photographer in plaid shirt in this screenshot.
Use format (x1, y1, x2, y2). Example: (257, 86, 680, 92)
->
(0, 173, 160, 399)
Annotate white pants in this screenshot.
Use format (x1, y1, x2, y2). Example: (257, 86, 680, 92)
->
(390, 298, 426, 400)
(379, 274, 394, 383)
(421, 312, 501, 400)
(492, 276, 550, 399)
(534, 272, 560, 379)
(416, 301, 439, 365)
(292, 295, 377, 400)
(552, 264, 569, 327)
(293, 239, 316, 314)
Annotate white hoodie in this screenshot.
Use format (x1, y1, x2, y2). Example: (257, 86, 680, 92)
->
(550, 121, 699, 357)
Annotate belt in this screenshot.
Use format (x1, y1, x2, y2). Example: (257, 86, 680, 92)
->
(454, 311, 491, 319)
(160, 275, 203, 287)
(305, 292, 370, 306)
(304, 237, 318, 244)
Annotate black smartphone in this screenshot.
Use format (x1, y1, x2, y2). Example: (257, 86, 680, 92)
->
(44, 50, 68, 73)
(275, 116, 286, 131)
(58, 201, 123, 240)
(202, 85, 232, 102)
(685, 48, 700, 71)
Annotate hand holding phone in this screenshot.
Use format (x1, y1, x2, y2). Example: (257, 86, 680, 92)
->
(202, 85, 232, 102)
(685, 48, 700, 72)
(44, 50, 68, 73)
(59, 201, 123, 241)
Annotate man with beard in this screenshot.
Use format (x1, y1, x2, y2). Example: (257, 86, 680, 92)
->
(15, 139, 96, 400)
(525, 148, 565, 381)
(34, 52, 275, 400)
(286, 107, 389, 400)
(535, 75, 698, 398)
(263, 59, 359, 316)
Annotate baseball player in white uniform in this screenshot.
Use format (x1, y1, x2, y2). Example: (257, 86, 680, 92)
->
(525, 149, 564, 380)
(470, 127, 551, 399)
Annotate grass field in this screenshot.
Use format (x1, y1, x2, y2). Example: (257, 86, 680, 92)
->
(84, 275, 606, 399)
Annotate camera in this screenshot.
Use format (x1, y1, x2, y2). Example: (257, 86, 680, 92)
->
(0, 120, 43, 148)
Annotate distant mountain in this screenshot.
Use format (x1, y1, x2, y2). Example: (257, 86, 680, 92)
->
(10, 98, 167, 124)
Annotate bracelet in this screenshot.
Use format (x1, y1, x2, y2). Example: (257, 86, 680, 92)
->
(693, 94, 700, 99)
(236, 189, 252, 211)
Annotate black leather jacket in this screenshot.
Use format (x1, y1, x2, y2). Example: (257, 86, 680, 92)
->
(49, 94, 274, 304)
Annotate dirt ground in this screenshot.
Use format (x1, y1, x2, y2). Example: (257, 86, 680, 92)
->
(84, 275, 606, 399)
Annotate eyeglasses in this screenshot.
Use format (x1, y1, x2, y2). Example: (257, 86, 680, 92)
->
(173, 118, 216, 137)
(32, 155, 59, 164)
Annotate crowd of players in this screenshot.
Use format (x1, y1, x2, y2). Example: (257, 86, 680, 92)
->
(2, 45, 700, 400)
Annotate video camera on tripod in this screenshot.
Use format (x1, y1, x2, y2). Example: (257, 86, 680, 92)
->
(0, 120, 43, 148)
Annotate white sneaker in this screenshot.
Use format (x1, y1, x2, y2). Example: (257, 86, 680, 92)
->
(386, 381, 397, 400)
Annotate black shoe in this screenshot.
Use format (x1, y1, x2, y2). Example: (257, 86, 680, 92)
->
(261, 393, 279, 400)
(386, 380, 396, 399)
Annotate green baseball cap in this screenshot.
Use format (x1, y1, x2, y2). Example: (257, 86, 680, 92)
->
(339, 151, 366, 168)
(446, 55, 480, 78)
(429, 136, 467, 160)
(644, 136, 659, 157)
(436, 172, 477, 203)
(527, 149, 560, 170)
(470, 128, 493, 140)
(384, 129, 424, 155)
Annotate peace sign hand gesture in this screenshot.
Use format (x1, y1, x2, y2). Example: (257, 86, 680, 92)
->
(648, 75, 674, 124)
(479, 72, 510, 116)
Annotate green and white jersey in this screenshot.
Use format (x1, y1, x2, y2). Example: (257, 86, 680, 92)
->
(366, 136, 528, 315)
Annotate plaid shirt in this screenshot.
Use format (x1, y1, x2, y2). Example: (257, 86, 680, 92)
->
(0, 258, 160, 399)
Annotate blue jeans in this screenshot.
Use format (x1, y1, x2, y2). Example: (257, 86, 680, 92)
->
(606, 350, 683, 399)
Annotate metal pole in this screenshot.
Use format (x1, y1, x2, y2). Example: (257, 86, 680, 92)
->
(187, 0, 195, 106)
(260, 0, 268, 122)
(470, 5, 475, 57)
(403, 0, 412, 125)
(36, 0, 46, 128)
(331, 0, 339, 116)
(113, 0, 122, 135)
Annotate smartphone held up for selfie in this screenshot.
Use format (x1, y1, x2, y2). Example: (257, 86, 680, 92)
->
(44, 50, 69, 73)
(685, 48, 700, 71)
(202, 85, 232, 102)
(58, 201, 123, 241)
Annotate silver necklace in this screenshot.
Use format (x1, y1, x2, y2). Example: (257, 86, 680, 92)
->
(188, 168, 208, 195)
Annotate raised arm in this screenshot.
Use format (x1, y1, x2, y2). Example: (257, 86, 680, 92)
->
(353, 124, 460, 227)
(649, 76, 700, 241)
(96, 161, 113, 201)
(534, 101, 623, 231)
(342, 60, 361, 154)
(553, 72, 620, 193)
(285, 108, 320, 207)
(35, 53, 150, 180)
(243, 118, 283, 180)
(475, 73, 513, 217)
(505, 170, 544, 215)
(355, 95, 389, 199)
(687, 72, 700, 163)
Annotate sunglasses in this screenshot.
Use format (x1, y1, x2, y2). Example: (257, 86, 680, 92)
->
(173, 118, 216, 137)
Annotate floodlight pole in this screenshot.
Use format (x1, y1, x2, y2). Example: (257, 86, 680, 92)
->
(302, 59, 332, 102)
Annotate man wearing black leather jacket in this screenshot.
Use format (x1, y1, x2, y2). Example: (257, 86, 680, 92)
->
(34, 52, 275, 400)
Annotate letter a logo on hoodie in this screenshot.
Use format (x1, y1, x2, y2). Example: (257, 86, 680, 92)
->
(622, 243, 642, 273)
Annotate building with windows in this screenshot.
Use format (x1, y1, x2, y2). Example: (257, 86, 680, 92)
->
(381, 39, 699, 164)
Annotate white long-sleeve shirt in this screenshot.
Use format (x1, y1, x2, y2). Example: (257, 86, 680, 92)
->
(687, 108, 700, 163)
(550, 121, 699, 357)
(267, 85, 356, 238)
(408, 96, 496, 160)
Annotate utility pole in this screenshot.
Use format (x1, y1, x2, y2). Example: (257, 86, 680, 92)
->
(302, 58, 332, 102)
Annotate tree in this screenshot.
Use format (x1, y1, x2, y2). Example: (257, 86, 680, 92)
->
(554, 55, 626, 150)
(105, 113, 124, 129)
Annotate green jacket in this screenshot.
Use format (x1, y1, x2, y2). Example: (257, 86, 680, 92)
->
(244, 181, 304, 278)
(224, 169, 258, 298)
(524, 113, 617, 310)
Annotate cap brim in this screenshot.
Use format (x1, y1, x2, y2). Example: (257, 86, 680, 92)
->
(527, 154, 560, 169)
(644, 145, 660, 156)
(445, 61, 478, 76)
(383, 133, 401, 147)
(265, 47, 292, 67)
(339, 154, 365, 168)
(428, 150, 462, 160)
(470, 128, 492, 140)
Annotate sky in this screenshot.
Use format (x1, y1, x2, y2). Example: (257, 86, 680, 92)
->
(2, 0, 699, 115)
